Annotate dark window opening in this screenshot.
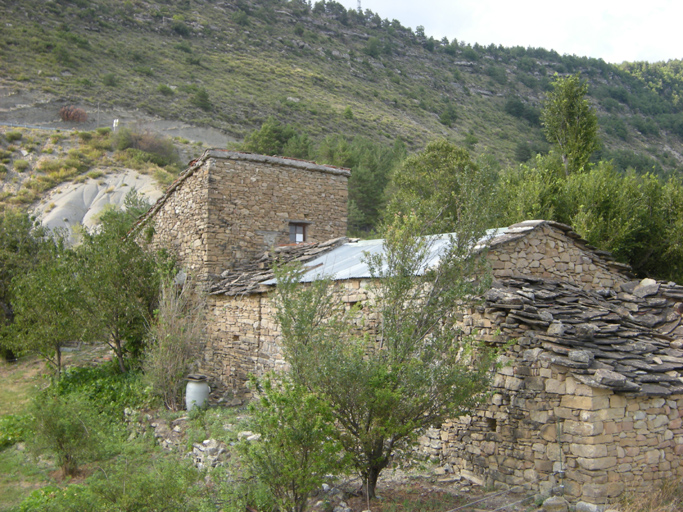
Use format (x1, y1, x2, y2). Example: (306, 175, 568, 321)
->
(486, 417, 497, 431)
(289, 223, 307, 243)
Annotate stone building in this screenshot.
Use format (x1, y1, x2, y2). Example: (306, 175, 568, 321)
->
(203, 219, 683, 507)
(132, 149, 349, 280)
(136, 151, 683, 507)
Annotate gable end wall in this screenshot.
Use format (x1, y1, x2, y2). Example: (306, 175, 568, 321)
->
(488, 225, 628, 290)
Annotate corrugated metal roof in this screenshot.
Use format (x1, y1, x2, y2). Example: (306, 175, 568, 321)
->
(263, 228, 508, 285)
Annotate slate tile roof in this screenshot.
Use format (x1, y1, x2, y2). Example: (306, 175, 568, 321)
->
(208, 237, 353, 296)
(487, 276, 683, 396)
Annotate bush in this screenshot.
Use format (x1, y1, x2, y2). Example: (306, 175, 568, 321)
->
(157, 84, 175, 96)
(13, 159, 29, 172)
(144, 279, 204, 411)
(0, 414, 31, 448)
(5, 131, 22, 142)
(102, 73, 117, 87)
(112, 128, 180, 167)
(59, 105, 88, 122)
(191, 88, 212, 111)
(29, 392, 109, 477)
(240, 377, 345, 512)
(55, 365, 149, 417)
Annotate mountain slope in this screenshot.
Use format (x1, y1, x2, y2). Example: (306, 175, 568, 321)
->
(1, 0, 683, 175)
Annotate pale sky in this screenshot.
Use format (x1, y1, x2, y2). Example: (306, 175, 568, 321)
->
(335, 0, 681, 64)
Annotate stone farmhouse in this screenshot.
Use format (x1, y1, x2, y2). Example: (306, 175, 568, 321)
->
(135, 149, 683, 507)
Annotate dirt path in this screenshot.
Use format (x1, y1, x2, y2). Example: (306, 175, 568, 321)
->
(0, 85, 235, 147)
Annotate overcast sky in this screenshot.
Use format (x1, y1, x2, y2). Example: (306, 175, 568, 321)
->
(334, 0, 681, 64)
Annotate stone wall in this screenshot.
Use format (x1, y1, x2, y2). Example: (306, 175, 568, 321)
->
(203, 279, 375, 396)
(141, 159, 210, 278)
(435, 342, 683, 505)
(489, 224, 628, 291)
(140, 151, 349, 280)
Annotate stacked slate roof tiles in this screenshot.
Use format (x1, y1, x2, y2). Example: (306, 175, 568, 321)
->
(486, 277, 683, 396)
(209, 237, 353, 296)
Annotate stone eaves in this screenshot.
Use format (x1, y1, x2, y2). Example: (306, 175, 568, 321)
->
(208, 237, 353, 296)
(129, 150, 351, 236)
(487, 276, 683, 396)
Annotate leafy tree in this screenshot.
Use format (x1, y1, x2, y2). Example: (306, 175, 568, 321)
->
(496, 155, 683, 282)
(9, 242, 84, 377)
(240, 377, 344, 512)
(0, 210, 48, 360)
(385, 140, 498, 236)
(541, 73, 600, 176)
(274, 210, 494, 499)
(242, 117, 302, 157)
(78, 193, 162, 372)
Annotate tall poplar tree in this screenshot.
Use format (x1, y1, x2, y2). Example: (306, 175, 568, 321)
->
(541, 73, 600, 176)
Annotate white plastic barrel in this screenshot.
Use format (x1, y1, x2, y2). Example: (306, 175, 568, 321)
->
(185, 374, 210, 411)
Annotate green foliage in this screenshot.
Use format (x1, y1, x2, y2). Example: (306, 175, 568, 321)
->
(541, 73, 600, 175)
(102, 72, 118, 87)
(18, 451, 209, 511)
(363, 36, 381, 58)
(8, 242, 85, 377)
(497, 155, 683, 282)
(0, 414, 31, 448)
(438, 104, 458, 127)
(315, 135, 406, 234)
(28, 391, 109, 477)
(77, 192, 163, 372)
(386, 140, 498, 235)
(191, 88, 212, 111)
(5, 131, 22, 142)
(55, 365, 150, 418)
(240, 376, 344, 512)
(144, 278, 204, 411)
(13, 159, 29, 172)
(242, 116, 302, 156)
(504, 97, 540, 125)
(273, 208, 494, 498)
(157, 83, 175, 96)
(343, 106, 354, 119)
(232, 9, 249, 26)
(112, 128, 180, 168)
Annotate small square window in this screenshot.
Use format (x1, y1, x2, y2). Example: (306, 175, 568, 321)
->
(289, 223, 306, 243)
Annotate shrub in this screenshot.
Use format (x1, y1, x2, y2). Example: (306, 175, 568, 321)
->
(240, 377, 345, 512)
(144, 279, 204, 411)
(59, 105, 88, 122)
(0, 414, 31, 448)
(112, 128, 180, 167)
(55, 365, 149, 418)
(171, 20, 190, 36)
(5, 131, 22, 142)
(102, 73, 117, 87)
(28, 392, 108, 477)
(191, 88, 212, 111)
(157, 84, 175, 96)
(13, 159, 29, 172)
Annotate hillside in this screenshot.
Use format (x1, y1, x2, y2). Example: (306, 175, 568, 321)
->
(1, 0, 683, 177)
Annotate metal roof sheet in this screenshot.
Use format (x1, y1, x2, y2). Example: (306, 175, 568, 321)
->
(263, 228, 508, 285)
